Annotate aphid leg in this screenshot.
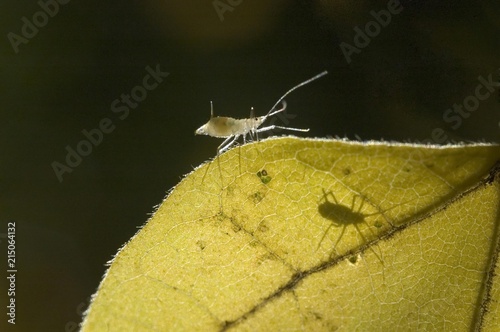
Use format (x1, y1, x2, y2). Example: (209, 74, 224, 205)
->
(219, 135, 239, 154)
(201, 157, 214, 184)
(247, 107, 258, 142)
(257, 101, 309, 135)
(256, 125, 310, 134)
(216, 135, 240, 182)
(247, 130, 256, 143)
(201, 135, 237, 184)
(234, 134, 246, 176)
(237, 144, 242, 175)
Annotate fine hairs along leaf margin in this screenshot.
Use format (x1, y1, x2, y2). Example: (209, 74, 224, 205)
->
(81, 137, 500, 332)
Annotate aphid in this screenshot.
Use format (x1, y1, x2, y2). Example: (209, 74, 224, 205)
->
(195, 71, 328, 156)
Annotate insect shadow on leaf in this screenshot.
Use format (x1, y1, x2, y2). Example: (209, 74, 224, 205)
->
(316, 188, 397, 263)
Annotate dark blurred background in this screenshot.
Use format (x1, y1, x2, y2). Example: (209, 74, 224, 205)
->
(0, 0, 499, 331)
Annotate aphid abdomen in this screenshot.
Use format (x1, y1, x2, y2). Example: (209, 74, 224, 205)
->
(206, 117, 240, 137)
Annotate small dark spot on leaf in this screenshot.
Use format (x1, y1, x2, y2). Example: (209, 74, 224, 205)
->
(217, 211, 229, 222)
(257, 170, 269, 178)
(226, 185, 235, 196)
(343, 168, 351, 176)
(196, 240, 206, 251)
(257, 169, 272, 184)
(257, 222, 269, 233)
(348, 255, 359, 264)
(256, 253, 274, 265)
(250, 191, 264, 204)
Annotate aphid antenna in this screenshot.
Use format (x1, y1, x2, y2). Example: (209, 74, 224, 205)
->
(262, 70, 329, 122)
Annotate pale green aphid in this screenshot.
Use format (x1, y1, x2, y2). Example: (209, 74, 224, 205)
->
(195, 71, 328, 155)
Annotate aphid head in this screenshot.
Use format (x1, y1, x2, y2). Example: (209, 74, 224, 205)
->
(195, 122, 209, 135)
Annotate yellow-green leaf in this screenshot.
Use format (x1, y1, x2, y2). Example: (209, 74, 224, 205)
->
(81, 137, 500, 331)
